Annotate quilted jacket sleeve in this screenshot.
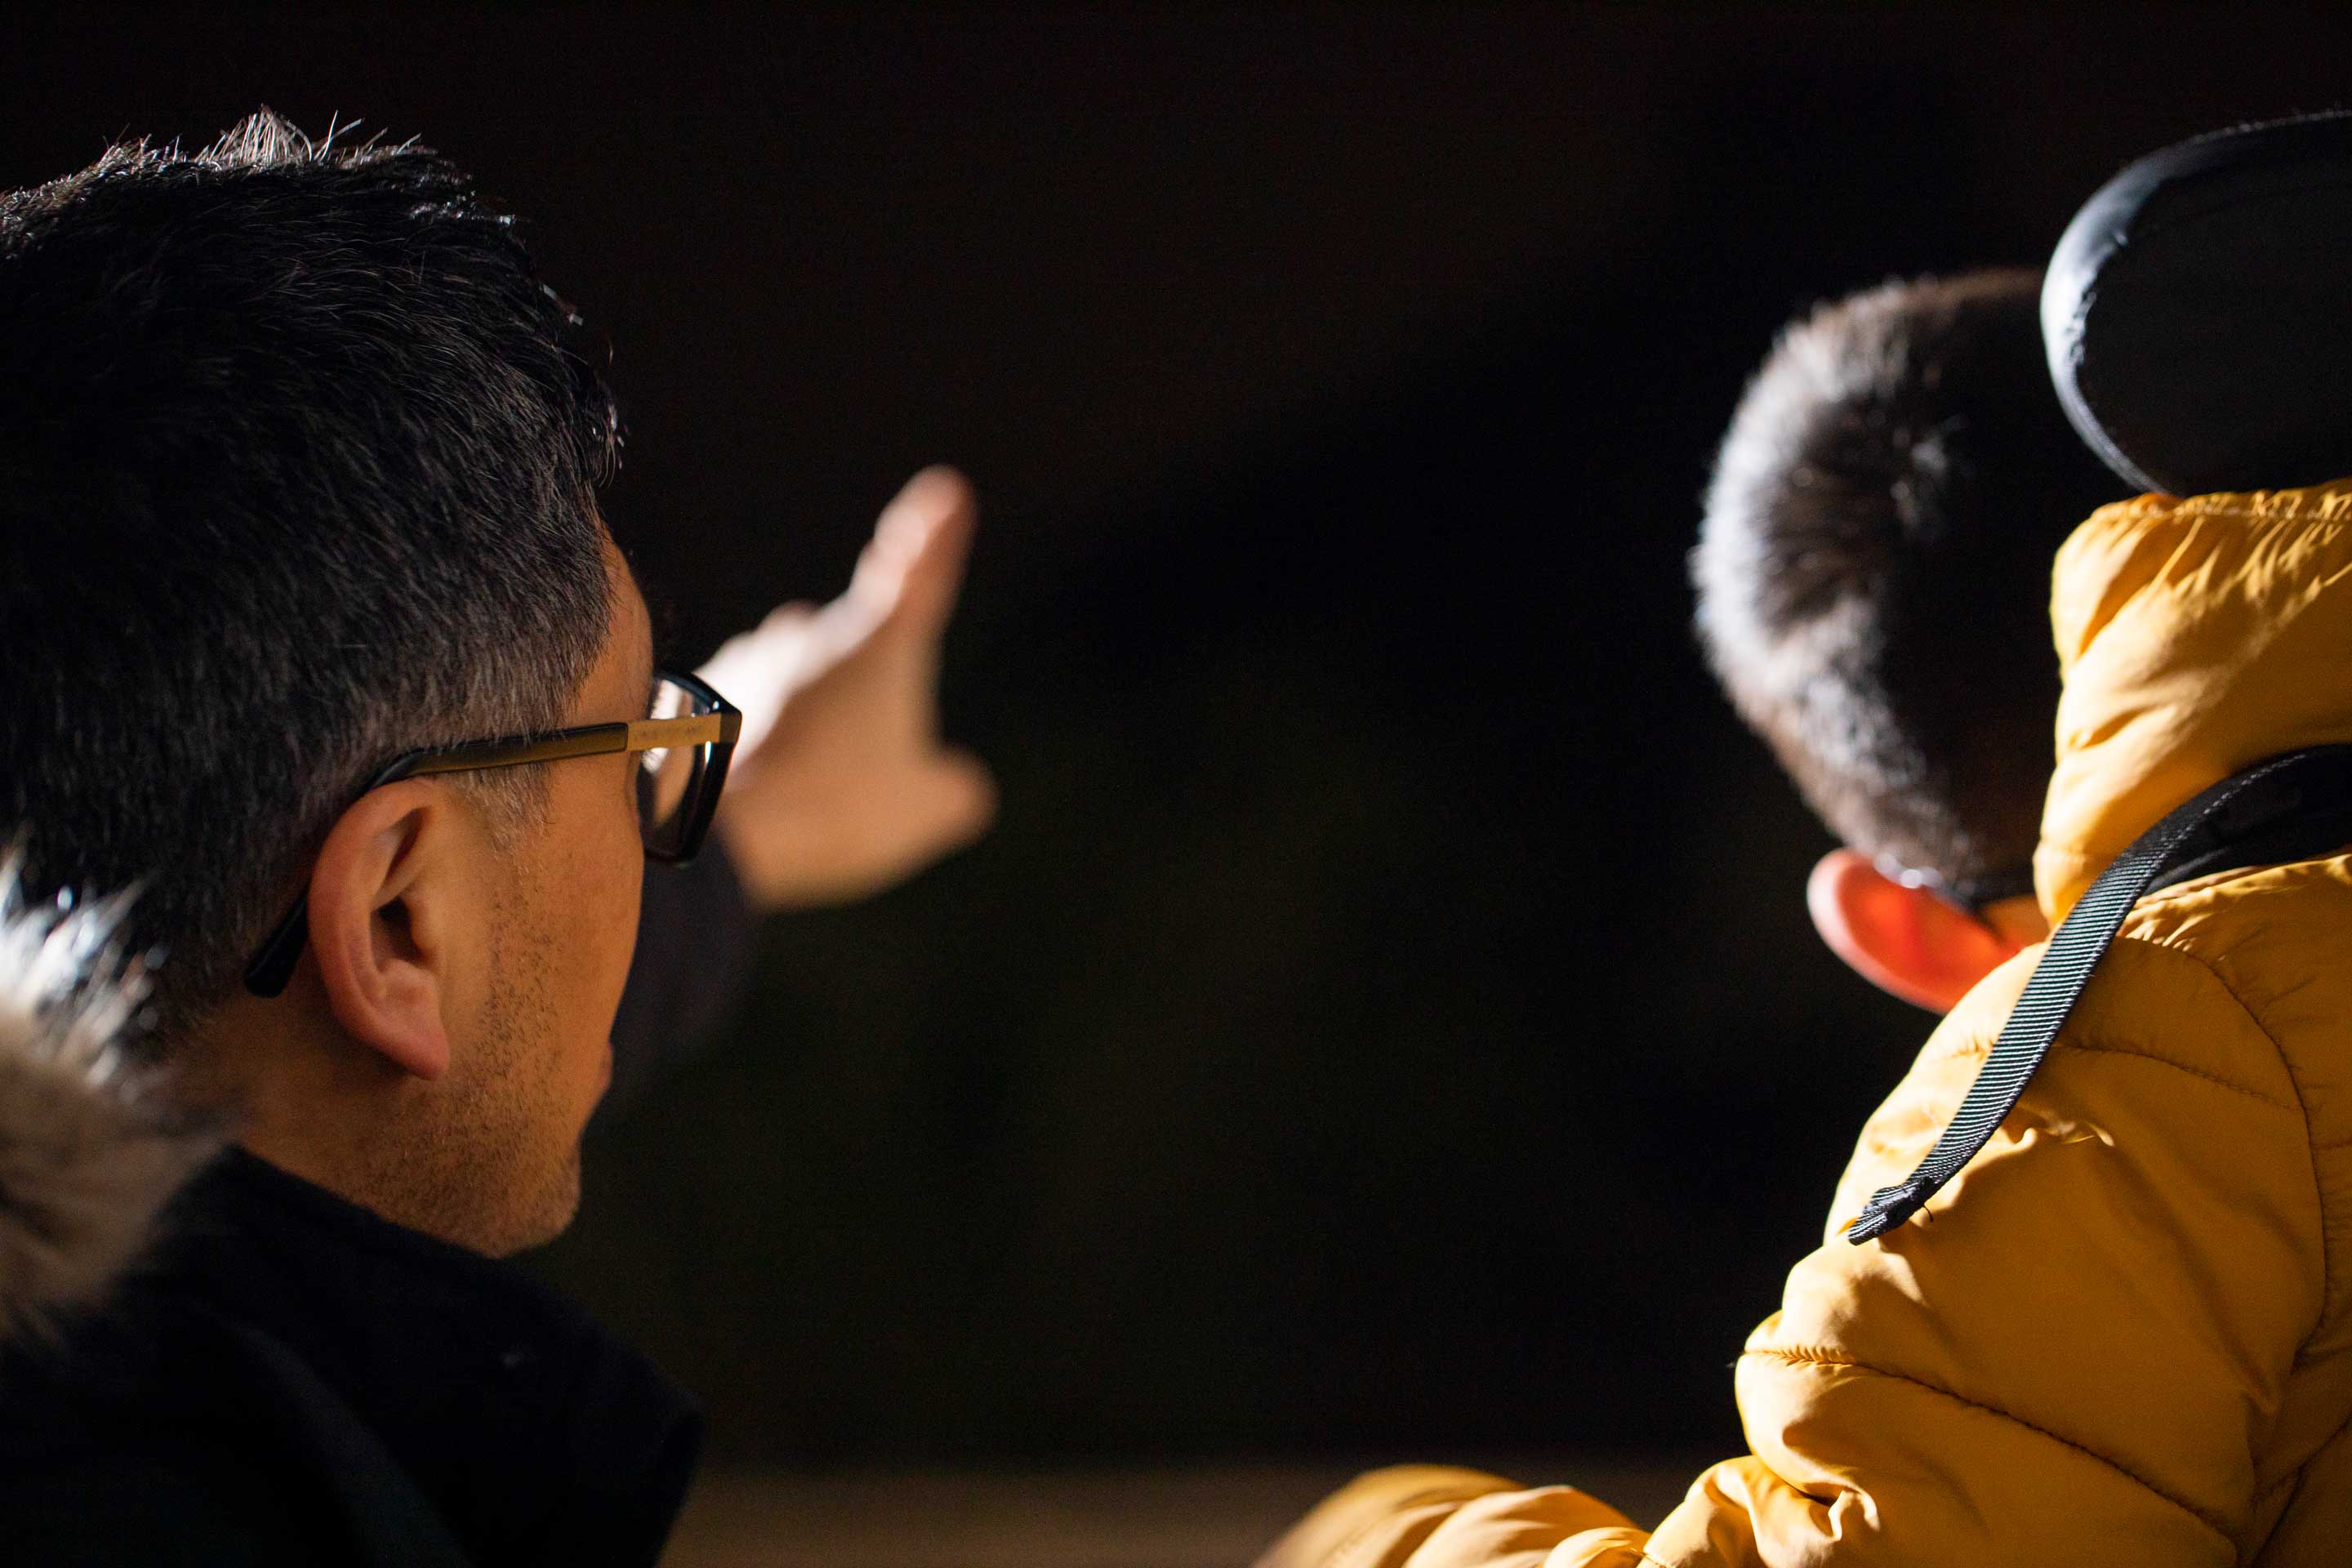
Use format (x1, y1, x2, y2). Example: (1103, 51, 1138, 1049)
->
(1258, 936, 2325, 1567)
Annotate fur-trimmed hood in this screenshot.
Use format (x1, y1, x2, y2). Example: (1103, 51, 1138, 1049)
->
(0, 858, 225, 1345)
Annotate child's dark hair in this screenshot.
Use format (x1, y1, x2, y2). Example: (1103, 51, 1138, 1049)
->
(1692, 270, 2126, 903)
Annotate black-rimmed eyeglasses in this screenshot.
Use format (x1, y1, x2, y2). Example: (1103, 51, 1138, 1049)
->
(243, 668, 742, 997)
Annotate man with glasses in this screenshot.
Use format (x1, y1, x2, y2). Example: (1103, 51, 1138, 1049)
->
(0, 114, 987, 1564)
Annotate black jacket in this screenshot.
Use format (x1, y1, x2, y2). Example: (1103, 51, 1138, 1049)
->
(0, 850, 758, 1565)
(0, 1151, 702, 1566)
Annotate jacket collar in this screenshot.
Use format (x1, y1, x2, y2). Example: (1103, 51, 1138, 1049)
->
(2038, 479, 2352, 920)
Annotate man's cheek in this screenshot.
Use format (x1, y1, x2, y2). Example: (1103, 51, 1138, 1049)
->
(604, 818, 644, 981)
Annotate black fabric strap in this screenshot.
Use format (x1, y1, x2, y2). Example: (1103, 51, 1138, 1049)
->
(1846, 743, 2352, 1245)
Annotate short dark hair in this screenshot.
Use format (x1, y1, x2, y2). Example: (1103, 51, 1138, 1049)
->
(1692, 270, 2125, 895)
(0, 111, 616, 1038)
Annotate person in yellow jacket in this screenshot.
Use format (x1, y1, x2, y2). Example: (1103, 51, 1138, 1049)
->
(1259, 267, 2352, 1564)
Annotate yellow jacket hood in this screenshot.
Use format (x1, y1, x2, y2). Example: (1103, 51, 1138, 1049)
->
(2040, 480, 2352, 920)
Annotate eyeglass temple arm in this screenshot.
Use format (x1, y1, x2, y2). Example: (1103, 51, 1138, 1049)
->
(242, 679, 737, 999)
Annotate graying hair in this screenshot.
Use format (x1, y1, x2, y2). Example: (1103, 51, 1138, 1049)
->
(0, 111, 616, 1038)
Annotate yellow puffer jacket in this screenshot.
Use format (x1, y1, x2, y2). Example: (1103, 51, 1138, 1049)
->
(1261, 481, 2352, 1566)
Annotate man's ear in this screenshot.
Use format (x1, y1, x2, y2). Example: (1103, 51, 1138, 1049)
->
(305, 779, 456, 1080)
(1806, 849, 2029, 1013)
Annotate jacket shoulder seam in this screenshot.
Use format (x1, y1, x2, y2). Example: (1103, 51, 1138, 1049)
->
(1742, 1344, 2234, 1543)
(1922, 938, 2299, 1110)
(2051, 1036, 2298, 1111)
(2067, 937, 2302, 1110)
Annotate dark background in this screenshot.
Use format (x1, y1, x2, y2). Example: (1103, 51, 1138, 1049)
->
(7, 6, 2347, 1471)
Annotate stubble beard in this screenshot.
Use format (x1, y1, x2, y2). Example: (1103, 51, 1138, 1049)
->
(363, 884, 582, 1257)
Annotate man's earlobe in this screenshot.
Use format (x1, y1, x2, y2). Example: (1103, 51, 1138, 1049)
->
(1806, 849, 2028, 1014)
(306, 780, 452, 1080)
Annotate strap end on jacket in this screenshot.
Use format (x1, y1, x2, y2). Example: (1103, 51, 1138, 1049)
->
(1845, 1178, 1931, 1245)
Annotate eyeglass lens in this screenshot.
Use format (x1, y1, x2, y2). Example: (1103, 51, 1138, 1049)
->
(636, 676, 712, 861)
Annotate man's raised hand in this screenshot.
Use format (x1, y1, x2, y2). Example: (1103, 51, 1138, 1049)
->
(699, 466, 996, 911)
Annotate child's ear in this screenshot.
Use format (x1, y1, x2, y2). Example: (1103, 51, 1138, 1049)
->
(1806, 849, 2029, 1013)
